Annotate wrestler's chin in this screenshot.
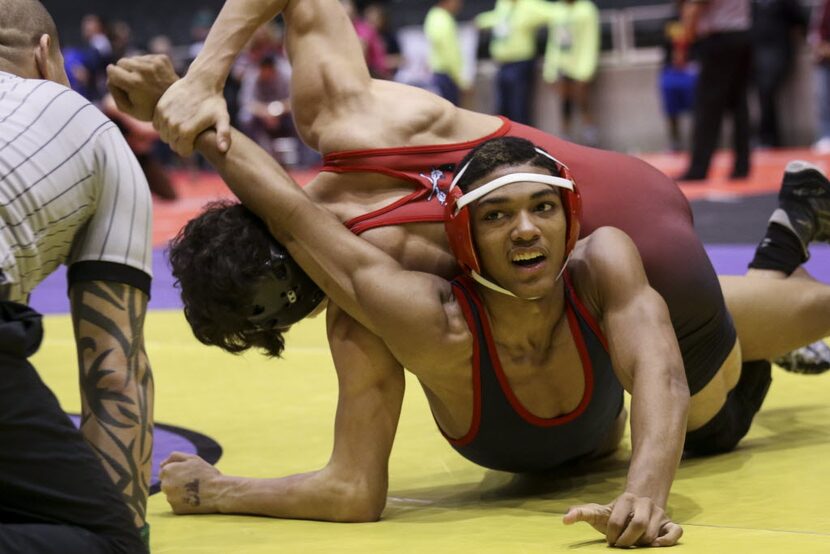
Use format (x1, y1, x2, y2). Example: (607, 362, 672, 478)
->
(509, 261, 561, 300)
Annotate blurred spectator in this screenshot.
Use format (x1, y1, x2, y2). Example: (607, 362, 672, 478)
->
(812, 0, 830, 153)
(425, 0, 469, 105)
(751, 0, 808, 148)
(63, 47, 95, 99)
(233, 23, 287, 129)
(678, 0, 753, 182)
(102, 94, 178, 200)
(476, 0, 552, 125)
(188, 9, 215, 64)
(147, 34, 185, 74)
(342, 0, 391, 79)
(237, 54, 310, 167)
(108, 20, 140, 61)
(82, 13, 112, 60)
(660, 19, 699, 151)
(238, 55, 291, 143)
(79, 14, 112, 101)
(364, 2, 402, 76)
(543, 0, 600, 145)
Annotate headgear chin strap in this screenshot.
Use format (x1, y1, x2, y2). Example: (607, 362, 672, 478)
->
(444, 147, 582, 298)
(246, 239, 326, 332)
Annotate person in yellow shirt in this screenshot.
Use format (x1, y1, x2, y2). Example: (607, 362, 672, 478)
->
(476, 0, 552, 124)
(543, 0, 600, 145)
(425, 0, 469, 105)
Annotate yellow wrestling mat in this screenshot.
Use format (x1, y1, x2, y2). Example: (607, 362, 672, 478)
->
(32, 310, 830, 553)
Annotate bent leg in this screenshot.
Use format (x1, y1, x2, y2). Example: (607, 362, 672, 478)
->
(719, 274, 830, 361)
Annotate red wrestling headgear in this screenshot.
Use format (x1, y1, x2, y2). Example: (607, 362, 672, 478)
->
(444, 147, 581, 296)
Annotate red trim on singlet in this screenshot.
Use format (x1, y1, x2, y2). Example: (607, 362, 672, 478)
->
(468, 273, 595, 428)
(563, 271, 609, 351)
(322, 116, 511, 162)
(344, 188, 436, 236)
(441, 282, 483, 448)
(319, 164, 422, 184)
(324, 118, 512, 235)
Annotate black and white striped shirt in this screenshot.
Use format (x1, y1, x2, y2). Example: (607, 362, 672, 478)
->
(0, 70, 153, 303)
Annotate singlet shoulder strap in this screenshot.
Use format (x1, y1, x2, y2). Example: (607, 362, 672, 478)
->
(562, 270, 609, 351)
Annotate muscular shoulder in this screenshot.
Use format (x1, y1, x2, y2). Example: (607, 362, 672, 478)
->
(390, 279, 472, 373)
(568, 227, 648, 312)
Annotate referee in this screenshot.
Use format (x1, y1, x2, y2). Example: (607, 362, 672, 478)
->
(0, 1, 152, 552)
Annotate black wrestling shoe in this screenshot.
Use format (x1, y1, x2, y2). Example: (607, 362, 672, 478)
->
(769, 161, 830, 257)
(774, 340, 830, 375)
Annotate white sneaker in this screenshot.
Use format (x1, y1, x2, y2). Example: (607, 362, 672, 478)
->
(774, 340, 830, 374)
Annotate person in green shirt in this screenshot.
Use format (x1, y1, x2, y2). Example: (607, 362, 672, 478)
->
(543, 0, 600, 145)
(475, 0, 553, 124)
(425, 0, 469, 105)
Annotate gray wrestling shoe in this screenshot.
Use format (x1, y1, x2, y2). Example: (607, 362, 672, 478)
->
(768, 161, 830, 258)
(774, 340, 830, 375)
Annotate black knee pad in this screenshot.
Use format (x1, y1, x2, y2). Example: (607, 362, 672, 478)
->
(684, 360, 772, 457)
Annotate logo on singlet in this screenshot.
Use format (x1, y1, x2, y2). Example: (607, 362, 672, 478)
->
(420, 168, 448, 205)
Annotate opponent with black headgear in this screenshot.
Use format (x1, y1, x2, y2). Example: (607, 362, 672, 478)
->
(246, 239, 326, 332)
(169, 200, 323, 358)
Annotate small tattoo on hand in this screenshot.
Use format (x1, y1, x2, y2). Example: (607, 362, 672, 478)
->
(184, 479, 201, 507)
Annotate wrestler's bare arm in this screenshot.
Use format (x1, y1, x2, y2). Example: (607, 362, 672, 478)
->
(155, 0, 493, 156)
(153, 0, 367, 154)
(195, 126, 470, 368)
(152, 0, 288, 154)
(106, 56, 468, 365)
(565, 228, 687, 548)
(161, 306, 404, 521)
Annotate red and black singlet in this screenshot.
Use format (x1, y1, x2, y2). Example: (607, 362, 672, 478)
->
(325, 118, 735, 394)
(442, 273, 624, 472)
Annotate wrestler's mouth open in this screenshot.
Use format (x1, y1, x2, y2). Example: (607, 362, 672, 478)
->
(511, 250, 546, 268)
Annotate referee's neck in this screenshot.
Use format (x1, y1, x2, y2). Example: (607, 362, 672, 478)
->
(0, 56, 33, 80)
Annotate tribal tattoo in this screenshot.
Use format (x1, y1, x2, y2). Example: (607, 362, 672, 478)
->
(71, 280, 154, 528)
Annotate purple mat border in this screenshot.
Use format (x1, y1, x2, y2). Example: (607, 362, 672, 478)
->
(27, 245, 830, 315)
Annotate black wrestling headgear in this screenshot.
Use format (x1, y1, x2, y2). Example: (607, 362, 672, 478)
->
(246, 239, 326, 330)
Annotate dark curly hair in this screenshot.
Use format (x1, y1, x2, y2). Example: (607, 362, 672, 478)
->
(168, 200, 287, 357)
(454, 137, 562, 193)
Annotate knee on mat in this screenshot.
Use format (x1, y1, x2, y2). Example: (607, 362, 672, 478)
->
(683, 360, 772, 457)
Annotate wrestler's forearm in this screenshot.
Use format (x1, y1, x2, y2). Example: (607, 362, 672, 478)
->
(212, 469, 384, 522)
(195, 129, 452, 360)
(187, 0, 289, 88)
(195, 128, 307, 236)
(625, 365, 688, 508)
(194, 128, 387, 332)
(71, 281, 154, 528)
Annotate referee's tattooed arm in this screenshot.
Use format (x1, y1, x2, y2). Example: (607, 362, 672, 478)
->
(70, 280, 154, 529)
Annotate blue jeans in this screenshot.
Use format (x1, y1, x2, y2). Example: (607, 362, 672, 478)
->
(496, 59, 536, 125)
(432, 73, 460, 106)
